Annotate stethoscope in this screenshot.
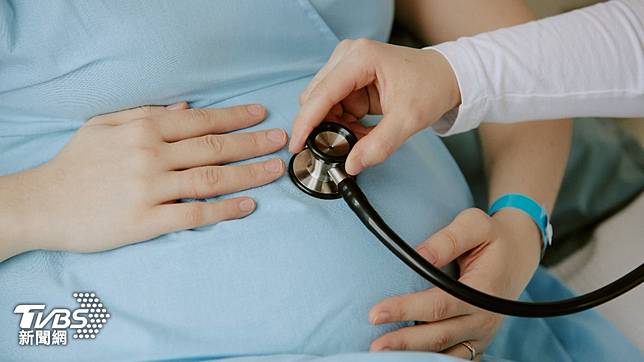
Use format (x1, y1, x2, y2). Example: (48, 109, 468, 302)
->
(288, 121, 644, 317)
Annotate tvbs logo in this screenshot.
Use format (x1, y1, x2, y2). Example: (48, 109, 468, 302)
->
(13, 292, 110, 346)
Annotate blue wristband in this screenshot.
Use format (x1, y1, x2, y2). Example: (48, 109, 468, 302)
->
(487, 193, 553, 258)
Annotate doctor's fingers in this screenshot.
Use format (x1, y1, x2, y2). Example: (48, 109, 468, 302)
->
(369, 287, 474, 326)
(300, 39, 353, 105)
(416, 208, 497, 268)
(340, 85, 382, 119)
(343, 111, 421, 175)
(164, 128, 287, 170)
(290, 53, 376, 153)
(158, 158, 285, 201)
(319, 88, 380, 129)
(342, 122, 374, 139)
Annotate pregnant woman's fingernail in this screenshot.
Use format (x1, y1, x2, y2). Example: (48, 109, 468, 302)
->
(267, 129, 286, 144)
(239, 199, 256, 213)
(264, 159, 284, 173)
(247, 104, 265, 117)
(370, 311, 390, 324)
(166, 101, 187, 110)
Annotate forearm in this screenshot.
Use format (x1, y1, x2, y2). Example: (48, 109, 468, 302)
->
(482, 122, 570, 214)
(397, 0, 569, 212)
(396, 0, 534, 44)
(430, 0, 644, 135)
(0, 168, 43, 261)
(480, 120, 572, 272)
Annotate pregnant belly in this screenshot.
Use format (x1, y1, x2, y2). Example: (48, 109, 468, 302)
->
(0, 78, 472, 361)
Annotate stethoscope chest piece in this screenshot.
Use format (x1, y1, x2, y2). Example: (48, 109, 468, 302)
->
(288, 122, 357, 199)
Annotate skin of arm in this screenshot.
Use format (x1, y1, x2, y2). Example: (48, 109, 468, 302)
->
(0, 170, 40, 260)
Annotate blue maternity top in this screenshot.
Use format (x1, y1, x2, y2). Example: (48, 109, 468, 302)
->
(0, 0, 471, 360)
(1, 1, 641, 362)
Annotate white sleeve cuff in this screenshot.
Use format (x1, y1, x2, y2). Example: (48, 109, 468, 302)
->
(424, 43, 489, 136)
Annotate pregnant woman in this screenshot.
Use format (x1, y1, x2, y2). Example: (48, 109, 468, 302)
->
(0, 1, 639, 361)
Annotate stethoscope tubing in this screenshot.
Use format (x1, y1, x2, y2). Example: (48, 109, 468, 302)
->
(337, 177, 644, 317)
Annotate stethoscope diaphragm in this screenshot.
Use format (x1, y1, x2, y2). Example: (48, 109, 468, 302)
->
(288, 122, 357, 199)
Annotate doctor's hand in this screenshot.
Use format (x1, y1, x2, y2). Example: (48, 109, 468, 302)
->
(367, 208, 542, 360)
(0, 103, 287, 260)
(290, 39, 460, 175)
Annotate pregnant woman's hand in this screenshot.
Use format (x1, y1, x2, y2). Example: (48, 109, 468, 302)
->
(0, 103, 287, 260)
(367, 208, 542, 360)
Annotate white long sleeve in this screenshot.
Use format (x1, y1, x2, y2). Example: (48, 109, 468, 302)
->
(429, 0, 644, 136)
